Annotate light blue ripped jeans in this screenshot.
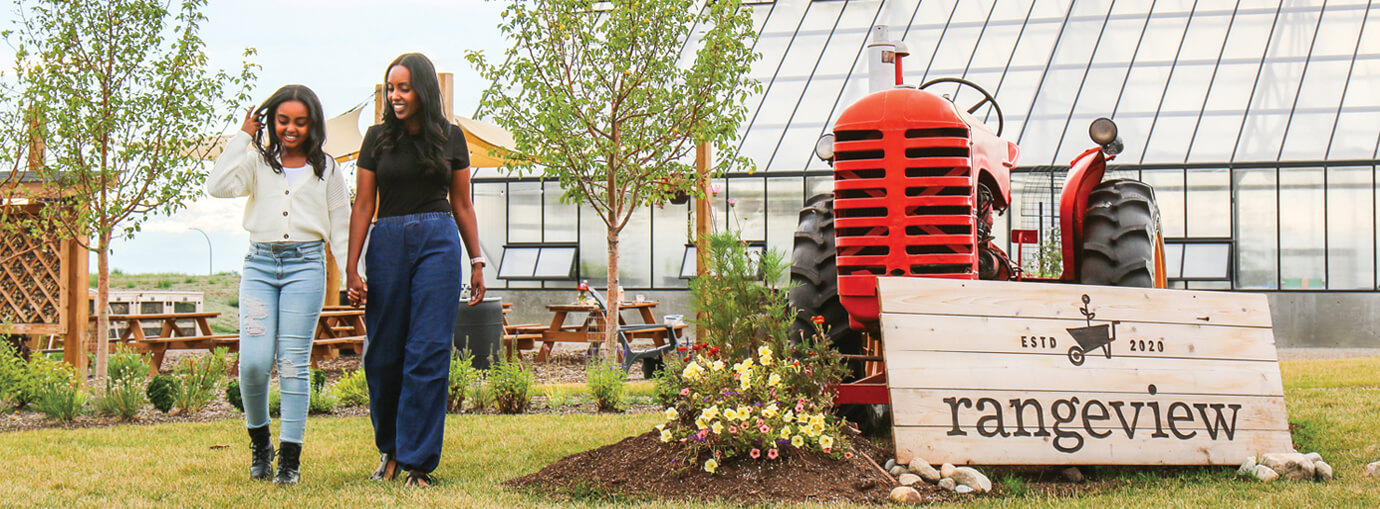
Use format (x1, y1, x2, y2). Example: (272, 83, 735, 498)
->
(239, 241, 325, 444)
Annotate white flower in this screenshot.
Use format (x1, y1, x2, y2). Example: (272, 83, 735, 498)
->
(819, 435, 834, 450)
(664, 407, 679, 421)
(660, 429, 674, 442)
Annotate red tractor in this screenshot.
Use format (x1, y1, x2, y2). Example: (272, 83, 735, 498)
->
(790, 64, 1167, 423)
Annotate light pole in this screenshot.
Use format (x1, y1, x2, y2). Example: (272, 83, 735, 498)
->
(188, 227, 212, 276)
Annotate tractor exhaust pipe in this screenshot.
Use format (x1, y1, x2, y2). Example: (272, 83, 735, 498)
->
(866, 25, 910, 92)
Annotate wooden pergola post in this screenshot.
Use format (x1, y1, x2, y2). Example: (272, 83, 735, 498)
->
(694, 142, 711, 342)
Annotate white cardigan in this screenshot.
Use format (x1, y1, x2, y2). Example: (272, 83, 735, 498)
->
(207, 131, 350, 274)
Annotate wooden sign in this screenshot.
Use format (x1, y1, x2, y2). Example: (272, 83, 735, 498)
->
(878, 277, 1293, 466)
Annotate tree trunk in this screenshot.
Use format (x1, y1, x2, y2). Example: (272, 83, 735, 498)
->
(94, 232, 111, 383)
(604, 227, 620, 354)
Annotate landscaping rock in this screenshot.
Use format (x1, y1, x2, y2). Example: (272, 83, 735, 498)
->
(884, 459, 897, 472)
(1238, 456, 1258, 476)
(952, 467, 992, 493)
(1304, 452, 1323, 464)
(889, 465, 907, 477)
(940, 463, 956, 478)
(1315, 461, 1334, 482)
(955, 485, 974, 494)
(1253, 465, 1280, 482)
(1061, 466, 1085, 483)
(889, 486, 921, 504)
(1260, 452, 1315, 481)
(938, 478, 956, 491)
(1365, 461, 1380, 478)
(898, 473, 922, 486)
(909, 460, 941, 483)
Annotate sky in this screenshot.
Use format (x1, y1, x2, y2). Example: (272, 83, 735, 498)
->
(5, 0, 511, 274)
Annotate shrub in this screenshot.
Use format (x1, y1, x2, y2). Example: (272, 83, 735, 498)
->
(308, 387, 338, 415)
(146, 375, 178, 413)
(226, 379, 243, 412)
(94, 379, 146, 420)
(34, 380, 86, 421)
(0, 342, 26, 407)
(171, 348, 229, 414)
(9, 355, 75, 409)
(660, 231, 851, 473)
(334, 369, 369, 407)
(586, 359, 627, 412)
(468, 374, 494, 412)
(311, 368, 326, 394)
(650, 365, 678, 407)
(489, 357, 534, 414)
(106, 347, 150, 384)
(155, 279, 173, 289)
(448, 349, 480, 413)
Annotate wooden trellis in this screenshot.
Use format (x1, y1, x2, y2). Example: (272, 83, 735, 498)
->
(0, 202, 88, 368)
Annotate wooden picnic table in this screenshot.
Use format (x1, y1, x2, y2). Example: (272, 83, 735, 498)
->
(312, 306, 366, 367)
(520, 301, 684, 362)
(91, 312, 237, 375)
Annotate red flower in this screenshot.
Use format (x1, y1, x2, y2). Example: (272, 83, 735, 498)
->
(811, 315, 825, 325)
(677, 346, 687, 353)
(709, 346, 720, 355)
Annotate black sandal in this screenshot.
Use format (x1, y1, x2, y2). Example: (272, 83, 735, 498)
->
(369, 453, 398, 481)
(404, 470, 435, 488)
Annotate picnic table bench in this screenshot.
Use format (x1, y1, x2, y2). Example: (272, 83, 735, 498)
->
(513, 296, 687, 366)
(91, 312, 237, 375)
(313, 306, 366, 367)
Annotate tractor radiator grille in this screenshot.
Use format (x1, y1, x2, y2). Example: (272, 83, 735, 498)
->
(832, 126, 976, 279)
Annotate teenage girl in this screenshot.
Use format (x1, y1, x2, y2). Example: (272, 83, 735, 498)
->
(208, 84, 349, 485)
(346, 53, 486, 488)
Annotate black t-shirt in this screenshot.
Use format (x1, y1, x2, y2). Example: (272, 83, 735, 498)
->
(358, 123, 470, 218)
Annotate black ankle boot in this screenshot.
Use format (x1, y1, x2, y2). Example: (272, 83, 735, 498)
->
(247, 425, 274, 481)
(274, 441, 301, 485)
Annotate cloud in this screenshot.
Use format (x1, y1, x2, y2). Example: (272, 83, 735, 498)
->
(139, 195, 247, 235)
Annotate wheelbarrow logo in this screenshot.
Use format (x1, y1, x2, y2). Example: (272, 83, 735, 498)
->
(1065, 294, 1118, 366)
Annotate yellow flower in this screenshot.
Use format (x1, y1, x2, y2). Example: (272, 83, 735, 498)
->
(811, 423, 825, 436)
(819, 435, 834, 450)
(767, 373, 781, 387)
(739, 377, 751, 390)
(712, 360, 725, 371)
(760, 354, 772, 366)
(742, 357, 754, 368)
(664, 408, 679, 421)
(660, 429, 674, 442)
(763, 404, 778, 418)
(736, 406, 751, 420)
(696, 417, 708, 429)
(791, 435, 804, 448)
(682, 361, 703, 379)
(783, 410, 795, 423)
(704, 458, 718, 473)
(704, 406, 720, 420)
(758, 345, 773, 358)
(712, 421, 724, 434)
(780, 426, 792, 439)
(724, 408, 738, 421)
(656, 423, 665, 431)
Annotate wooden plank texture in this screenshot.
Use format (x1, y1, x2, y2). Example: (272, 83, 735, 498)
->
(877, 277, 1273, 328)
(879, 277, 1289, 466)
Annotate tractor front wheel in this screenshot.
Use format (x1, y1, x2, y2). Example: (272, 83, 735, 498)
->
(1079, 180, 1163, 288)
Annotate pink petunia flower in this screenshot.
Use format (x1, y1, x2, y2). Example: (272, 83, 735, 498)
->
(768, 449, 779, 459)
(759, 424, 770, 433)
(823, 447, 832, 454)
(795, 403, 805, 413)
(680, 388, 691, 396)
(844, 452, 854, 459)
(750, 448, 761, 459)
(729, 426, 738, 434)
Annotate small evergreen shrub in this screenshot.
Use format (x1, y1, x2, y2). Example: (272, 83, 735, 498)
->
(94, 379, 145, 420)
(106, 347, 149, 384)
(448, 349, 480, 413)
(171, 348, 229, 414)
(586, 359, 627, 412)
(226, 379, 243, 412)
(489, 357, 534, 414)
(34, 380, 86, 421)
(268, 387, 281, 417)
(308, 387, 338, 415)
(146, 374, 177, 413)
(334, 369, 369, 407)
(311, 368, 326, 394)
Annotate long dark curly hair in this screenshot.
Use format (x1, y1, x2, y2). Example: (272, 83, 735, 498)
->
(252, 84, 328, 179)
(374, 52, 450, 178)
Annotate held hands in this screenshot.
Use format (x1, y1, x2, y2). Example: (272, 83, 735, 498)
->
(240, 106, 263, 136)
(468, 268, 486, 306)
(346, 272, 368, 307)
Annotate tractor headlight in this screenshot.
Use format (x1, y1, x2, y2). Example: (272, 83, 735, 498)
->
(1089, 117, 1123, 155)
(814, 133, 836, 161)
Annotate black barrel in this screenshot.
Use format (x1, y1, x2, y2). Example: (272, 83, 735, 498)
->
(453, 297, 504, 369)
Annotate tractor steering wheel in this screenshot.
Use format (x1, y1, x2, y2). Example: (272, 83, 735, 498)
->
(919, 77, 1005, 137)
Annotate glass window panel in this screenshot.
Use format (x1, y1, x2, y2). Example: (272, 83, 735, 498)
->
(1006, 20, 1062, 68)
(1157, 62, 1218, 113)
(1233, 168, 1278, 288)
(498, 247, 539, 279)
(1164, 242, 1184, 278)
(1109, 0, 1156, 17)
(1053, 115, 1101, 164)
(619, 206, 652, 288)
(1185, 168, 1231, 237)
(1326, 165, 1376, 289)
(1279, 167, 1325, 288)
(1264, 9, 1324, 61)
(1292, 60, 1353, 112)
(1025, 68, 1085, 129)
(1113, 64, 1172, 117)
(473, 182, 507, 288)
(1018, 115, 1070, 165)
(579, 205, 608, 283)
(965, 14, 1023, 73)
(533, 247, 577, 279)
(1280, 111, 1340, 161)
(1235, 113, 1289, 161)
(901, 0, 957, 59)
(543, 181, 578, 242)
(1173, 10, 1233, 64)
(1132, 13, 1192, 63)
(1187, 113, 1246, 162)
(1047, 16, 1109, 68)
(653, 203, 690, 288)
(1339, 58, 1380, 109)
(924, 24, 985, 79)
(1071, 0, 1112, 17)
(808, 175, 833, 197)
(1202, 63, 1266, 114)
(1141, 114, 1197, 163)
(766, 177, 803, 285)
(1029, 0, 1071, 19)
(1141, 169, 1185, 237)
(1180, 243, 1231, 279)
(726, 178, 767, 241)
(1109, 115, 1156, 163)
(508, 181, 542, 242)
(771, 125, 827, 171)
(1249, 61, 1309, 112)
(1327, 111, 1380, 160)
(1310, 3, 1368, 58)
(988, 0, 1035, 23)
(1217, 12, 1276, 62)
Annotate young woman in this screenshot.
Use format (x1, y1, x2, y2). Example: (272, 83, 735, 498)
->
(346, 53, 486, 488)
(208, 85, 349, 485)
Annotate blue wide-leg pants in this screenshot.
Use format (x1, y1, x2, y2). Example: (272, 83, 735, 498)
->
(364, 212, 463, 474)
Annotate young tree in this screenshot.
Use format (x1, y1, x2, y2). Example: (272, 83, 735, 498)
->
(467, 0, 760, 349)
(2, 0, 255, 379)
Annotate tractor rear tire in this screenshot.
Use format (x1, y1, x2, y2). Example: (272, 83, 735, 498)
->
(1079, 180, 1161, 287)
(789, 194, 864, 377)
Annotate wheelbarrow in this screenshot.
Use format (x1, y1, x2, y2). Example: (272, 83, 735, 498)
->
(1064, 294, 1117, 366)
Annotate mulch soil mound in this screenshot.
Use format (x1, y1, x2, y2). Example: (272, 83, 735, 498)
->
(507, 429, 947, 505)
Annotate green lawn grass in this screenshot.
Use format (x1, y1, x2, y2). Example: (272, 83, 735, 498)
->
(2, 359, 1378, 508)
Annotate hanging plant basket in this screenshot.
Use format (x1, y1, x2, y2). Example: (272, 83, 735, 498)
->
(669, 190, 691, 205)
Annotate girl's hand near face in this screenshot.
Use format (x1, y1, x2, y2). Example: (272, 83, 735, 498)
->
(240, 106, 263, 136)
